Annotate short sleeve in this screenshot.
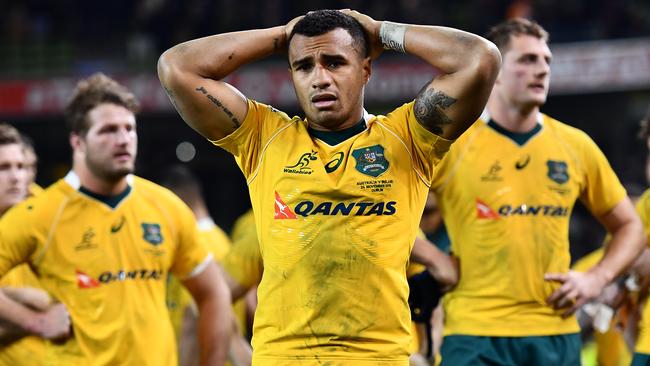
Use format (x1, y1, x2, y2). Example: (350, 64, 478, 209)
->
(579, 135, 626, 217)
(211, 99, 293, 179)
(0, 203, 38, 277)
(381, 102, 453, 183)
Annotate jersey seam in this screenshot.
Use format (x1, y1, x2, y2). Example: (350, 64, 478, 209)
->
(33, 196, 70, 266)
(247, 120, 298, 186)
(374, 120, 429, 187)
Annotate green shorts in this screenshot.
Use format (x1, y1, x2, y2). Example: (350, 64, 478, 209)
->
(632, 353, 650, 366)
(440, 334, 581, 366)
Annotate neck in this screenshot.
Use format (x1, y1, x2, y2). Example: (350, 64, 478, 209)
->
(486, 97, 539, 132)
(74, 163, 128, 196)
(309, 109, 364, 132)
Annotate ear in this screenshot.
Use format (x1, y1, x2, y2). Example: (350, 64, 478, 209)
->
(362, 57, 372, 85)
(70, 133, 84, 152)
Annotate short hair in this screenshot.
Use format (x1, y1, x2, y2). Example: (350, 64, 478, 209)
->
(159, 164, 203, 206)
(289, 10, 369, 58)
(64, 73, 140, 135)
(638, 107, 650, 141)
(485, 18, 549, 54)
(0, 123, 22, 146)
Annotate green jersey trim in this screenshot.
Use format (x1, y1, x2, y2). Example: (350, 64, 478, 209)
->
(308, 117, 367, 145)
(487, 119, 542, 146)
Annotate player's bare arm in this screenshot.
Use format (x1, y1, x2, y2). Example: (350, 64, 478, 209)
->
(410, 237, 459, 291)
(342, 10, 501, 140)
(0, 289, 70, 341)
(545, 197, 645, 316)
(183, 261, 234, 366)
(158, 26, 288, 141)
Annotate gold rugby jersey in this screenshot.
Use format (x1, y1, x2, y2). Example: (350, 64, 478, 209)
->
(167, 217, 231, 348)
(634, 189, 650, 354)
(432, 112, 626, 337)
(213, 99, 451, 365)
(0, 172, 211, 365)
(222, 209, 263, 291)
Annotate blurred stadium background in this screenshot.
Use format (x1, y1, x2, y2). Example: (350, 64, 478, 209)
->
(1, 0, 649, 261)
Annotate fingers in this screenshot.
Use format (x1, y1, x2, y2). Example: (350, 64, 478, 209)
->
(544, 272, 568, 283)
(562, 297, 588, 318)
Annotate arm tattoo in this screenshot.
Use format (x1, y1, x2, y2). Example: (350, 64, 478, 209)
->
(273, 37, 280, 53)
(195, 86, 241, 128)
(413, 87, 456, 134)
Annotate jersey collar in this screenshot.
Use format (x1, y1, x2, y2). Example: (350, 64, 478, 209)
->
(307, 109, 373, 146)
(64, 171, 133, 209)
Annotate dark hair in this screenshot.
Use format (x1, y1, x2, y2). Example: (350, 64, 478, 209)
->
(159, 164, 203, 206)
(64, 72, 140, 135)
(0, 122, 22, 146)
(485, 18, 549, 54)
(289, 10, 369, 57)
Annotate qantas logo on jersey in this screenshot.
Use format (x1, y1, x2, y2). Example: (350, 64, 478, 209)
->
(76, 269, 165, 288)
(274, 191, 296, 219)
(274, 192, 397, 218)
(76, 270, 100, 289)
(476, 199, 569, 219)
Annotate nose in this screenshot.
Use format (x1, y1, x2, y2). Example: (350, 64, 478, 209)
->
(116, 127, 134, 145)
(312, 64, 332, 89)
(535, 60, 550, 78)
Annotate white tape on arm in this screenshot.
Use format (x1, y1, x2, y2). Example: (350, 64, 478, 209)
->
(379, 21, 407, 53)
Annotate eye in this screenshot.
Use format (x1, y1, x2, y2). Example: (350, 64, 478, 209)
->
(296, 63, 312, 72)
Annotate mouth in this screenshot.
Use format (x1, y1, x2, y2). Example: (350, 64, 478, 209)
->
(114, 152, 132, 161)
(528, 83, 546, 93)
(311, 93, 337, 109)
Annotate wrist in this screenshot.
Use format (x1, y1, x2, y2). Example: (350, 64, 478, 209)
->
(379, 21, 407, 53)
(589, 265, 615, 287)
(22, 312, 43, 336)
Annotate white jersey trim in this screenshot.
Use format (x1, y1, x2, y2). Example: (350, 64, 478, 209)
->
(184, 253, 214, 279)
(197, 217, 217, 231)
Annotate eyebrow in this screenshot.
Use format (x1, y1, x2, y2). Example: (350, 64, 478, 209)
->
(291, 53, 348, 68)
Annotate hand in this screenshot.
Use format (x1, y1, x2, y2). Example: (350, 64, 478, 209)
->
(545, 270, 609, 318)
(337, 9, 384, 59)
(284, 15, 304, 44)
(28, 303, 71, 340)
(428, 254, 459, 292)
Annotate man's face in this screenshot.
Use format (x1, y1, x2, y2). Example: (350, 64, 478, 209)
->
(288, 28, 370, 130)
(0, 143, 27, 214)
(495, 34, 552, 108)
(23, 147, 37, 185)
(76, 103, 137, 182)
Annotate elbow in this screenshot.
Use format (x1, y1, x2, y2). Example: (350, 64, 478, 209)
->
(474, 39, 502, 86)
(157, 50, 176, 86)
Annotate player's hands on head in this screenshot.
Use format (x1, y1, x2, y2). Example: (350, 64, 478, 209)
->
(29, 302, 72, 340)
(284, 15, 304, 46)
(338, 9, 384, 59)
(544, 269, 609, 318)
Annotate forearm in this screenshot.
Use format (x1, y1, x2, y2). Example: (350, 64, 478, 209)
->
(398, 24, 499, 76)
(0, 289, 44, 338)
(196, 296, 232, 366)
(596, 219, 645, 284)
(160, 26, 286, 82)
